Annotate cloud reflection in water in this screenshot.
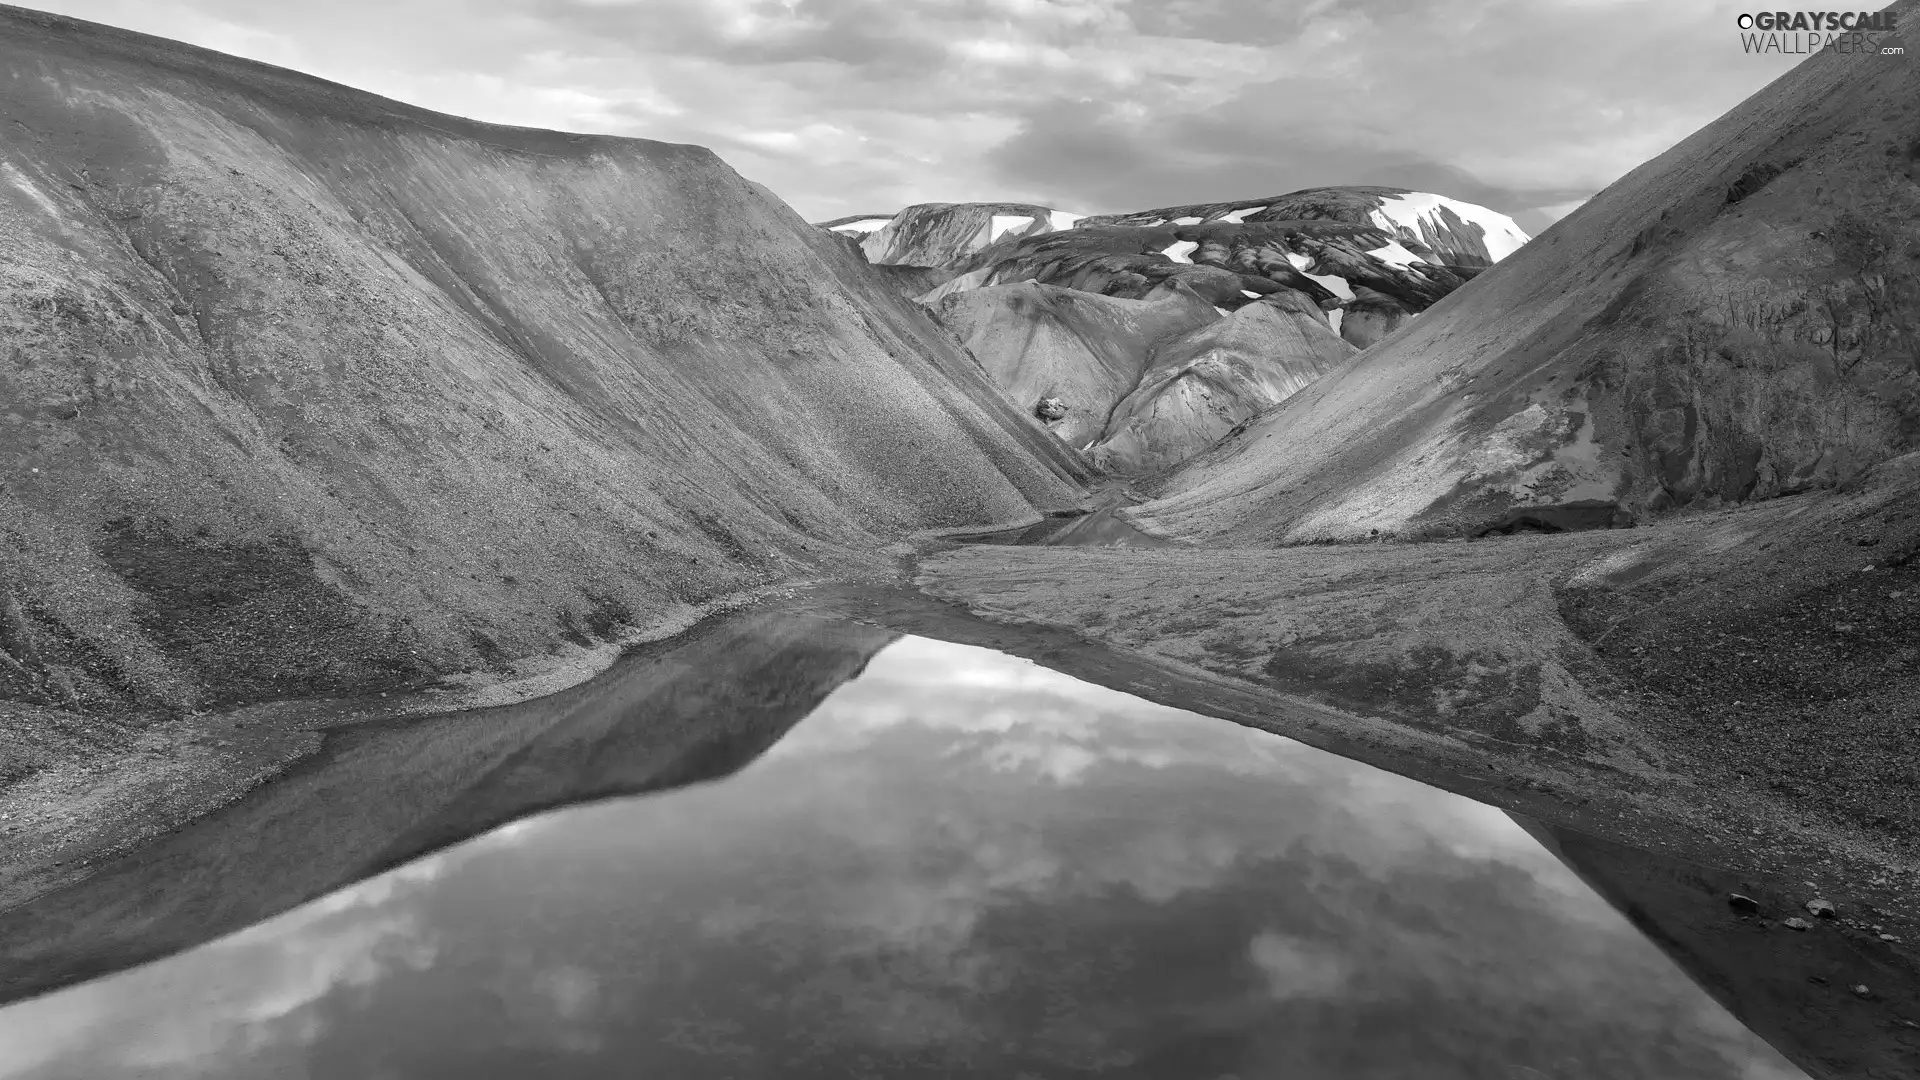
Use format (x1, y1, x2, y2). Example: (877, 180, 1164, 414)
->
(0, 635, 1804, 1079)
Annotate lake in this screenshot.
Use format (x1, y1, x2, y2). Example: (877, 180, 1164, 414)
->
(0, 632, 1803, 1079)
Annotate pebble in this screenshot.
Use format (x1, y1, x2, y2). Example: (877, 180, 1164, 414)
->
(1783, 917, 1813, 931)
(1807, 898, 1837, 918)
(1853, 984, 1874, 999)
(1728, 893, 1761, 914)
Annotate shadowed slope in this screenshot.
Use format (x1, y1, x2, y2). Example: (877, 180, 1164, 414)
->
(1137, 10, 1920, 542)
(0, 5, 1086, 747)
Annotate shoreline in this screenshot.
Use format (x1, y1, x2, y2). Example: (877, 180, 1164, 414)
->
(2, 501, 1917, 1067)
(6, 526, 1916, 935)
(0, 577, 826, 915)
(2, 575, 1916, 1073)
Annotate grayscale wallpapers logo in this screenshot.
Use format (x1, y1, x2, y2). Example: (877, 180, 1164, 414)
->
(1736, 10, 1905, 54)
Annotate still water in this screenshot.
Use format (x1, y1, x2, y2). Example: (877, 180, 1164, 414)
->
(0, 635, 1801, 1079)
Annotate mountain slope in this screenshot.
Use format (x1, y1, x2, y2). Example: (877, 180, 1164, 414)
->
(1135, 13, 1920, 542)
(1094, 291, 1357, 474)
(824, 201, 1084, 272)
(1078, 187, 1529, 275)
(825, 189, 1527, 476)
(929, 281, 1221, 449)
(0, 3, 1086, 748)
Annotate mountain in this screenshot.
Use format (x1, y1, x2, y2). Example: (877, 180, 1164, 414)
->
(930, 282, 1221, 452)
(1093, 289, 1359, 473)
(0, 3, 1086, 759)
(1132, 12, 1920, 542)
(823, 201, 1084, 269)
(1075, 186, 1530, 275)
(820, 189, 1531, 475)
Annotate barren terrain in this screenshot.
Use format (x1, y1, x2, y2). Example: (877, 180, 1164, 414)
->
(920, 456, 1920, 937)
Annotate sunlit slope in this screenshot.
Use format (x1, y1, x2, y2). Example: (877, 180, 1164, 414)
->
(1138, 7, 1920, 541)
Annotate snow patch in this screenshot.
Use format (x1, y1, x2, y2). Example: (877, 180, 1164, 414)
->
(1170, 216, 1203, 226)
(1160, 240, 1197, 264)
(1217, 205, 1268, 224)
(1240, 290, 1261, 299)
(1284, 250, 1354, 300)
(1311, 274, 1354, 300)
(829, 217, 893, 234)
(1368, 192, 1530, 262)
(1213, 306, 1231, 316)
(990, 214, 1035, 242)
(1328, 309, 1344, 334)
(1364, 239, 1426, 270)
(1047, 209, 1083, 231)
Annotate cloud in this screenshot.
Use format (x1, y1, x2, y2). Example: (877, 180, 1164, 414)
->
(1248, 930, 1353, 1001)
(577, 635, 1802, 1075)
(28, 0, 1801, 230)
(0, 632, 1808, 1078)
(0, 854, 450, 1079)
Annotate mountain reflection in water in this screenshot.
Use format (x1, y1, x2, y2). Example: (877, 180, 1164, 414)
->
(0, 636, 1803, 1080)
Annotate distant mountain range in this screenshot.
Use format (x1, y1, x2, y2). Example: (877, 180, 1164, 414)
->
(816, 188, 1533, 473)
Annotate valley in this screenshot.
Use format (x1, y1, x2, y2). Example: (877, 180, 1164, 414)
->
(1, 2, 1918, 1077)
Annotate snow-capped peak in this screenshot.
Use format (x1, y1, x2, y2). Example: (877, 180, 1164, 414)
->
(1367, 192, 1529, 263)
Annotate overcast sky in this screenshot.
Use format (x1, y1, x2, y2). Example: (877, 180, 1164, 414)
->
(32, 0, 1802, 233)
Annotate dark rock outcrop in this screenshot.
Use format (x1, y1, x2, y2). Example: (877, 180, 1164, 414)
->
(1136, 6, 1920, 542)
(0, 4, 1087, 754)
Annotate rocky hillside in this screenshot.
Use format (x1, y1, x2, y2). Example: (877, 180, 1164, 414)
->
(932, 281, 1358, 473)
(822, 202, 1084, 269)
(0, 4, 1087, 773)
(1134, 7, 1920, 542)
(1078, 187, 1530, 275)
(820, 190, 1531, 475)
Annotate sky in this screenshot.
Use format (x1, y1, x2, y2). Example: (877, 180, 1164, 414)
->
(27, 0, 1805, 236)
